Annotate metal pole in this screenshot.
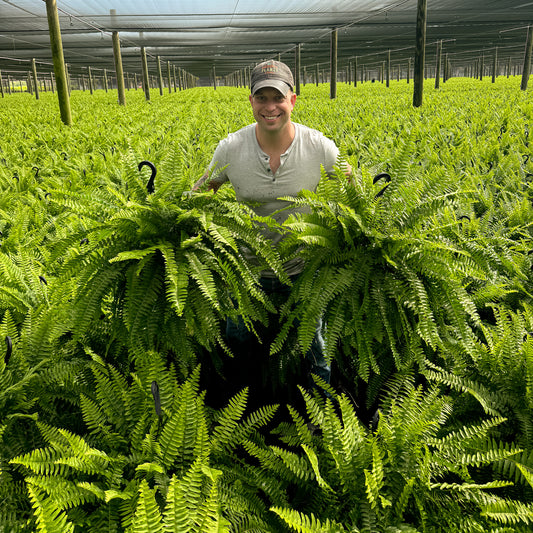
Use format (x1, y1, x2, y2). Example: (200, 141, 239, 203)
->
(330, 28, 337, 99)
(521, 26, 533, 91)
(112, 31, 126, 105)
(45, 0, 72, 125)
(412, 0, 427, 107)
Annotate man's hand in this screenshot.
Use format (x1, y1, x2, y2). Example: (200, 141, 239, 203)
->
(192, 171, 222, 193)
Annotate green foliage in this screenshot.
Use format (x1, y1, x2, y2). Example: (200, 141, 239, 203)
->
(45, 147, 286, 374)
(1, 80, 533, 531)
(264, 377, 532, 533)
(9, 353, 282, 531)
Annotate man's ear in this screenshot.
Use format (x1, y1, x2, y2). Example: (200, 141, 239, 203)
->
(249, 94, 254, 104)
(289, 91, 297, 107)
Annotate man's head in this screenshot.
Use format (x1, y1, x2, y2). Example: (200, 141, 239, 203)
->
(250, 60, 294, 97)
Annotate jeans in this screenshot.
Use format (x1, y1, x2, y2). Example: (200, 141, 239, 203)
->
(225, 275, 330, 401)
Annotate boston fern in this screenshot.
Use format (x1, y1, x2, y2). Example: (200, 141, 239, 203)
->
(10, 352, 282, 532)
(45, 147, 287, 374)
(274, 135, 523, 404)
(263, 375, 532, 532)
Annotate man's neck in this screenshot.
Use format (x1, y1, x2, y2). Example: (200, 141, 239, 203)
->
(255, 122, 295, 155)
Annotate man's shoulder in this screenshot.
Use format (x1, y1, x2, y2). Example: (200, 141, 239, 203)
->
(219, 124, 255, 146)
(293, 122, 333, 142)
(293, 122, 338, 149)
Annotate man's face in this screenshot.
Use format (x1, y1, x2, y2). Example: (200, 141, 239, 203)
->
(249, 87, 296, 133)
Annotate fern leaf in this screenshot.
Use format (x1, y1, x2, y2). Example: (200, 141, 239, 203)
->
(129, 479, 163, 533)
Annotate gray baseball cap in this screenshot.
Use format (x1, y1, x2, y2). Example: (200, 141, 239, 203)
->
(251, 60, 294, 96)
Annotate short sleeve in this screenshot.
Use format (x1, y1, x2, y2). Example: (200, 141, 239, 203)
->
(208, 140, 229, 185)
(322, 136, 341, 174)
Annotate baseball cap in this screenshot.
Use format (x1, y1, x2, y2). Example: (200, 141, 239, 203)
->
(250, 60, 294, 96)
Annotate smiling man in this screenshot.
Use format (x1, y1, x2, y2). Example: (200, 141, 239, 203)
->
(193, 60, 350, 402)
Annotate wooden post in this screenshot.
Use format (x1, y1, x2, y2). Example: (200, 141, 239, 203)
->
(386, 50, 391, 87)
(492, 47, 498, 83)
(521, 26, 533, 91)
(212, 65, 216, 90)
(412, 0, 427, 107)
(156, 56, 163, 95)
(45, 0, 72, 125)
(315, 63, 319, 86)
(112, 31, 126, 105)
(295, 44, 301, 95)
(330, 28, 337, 99)
(407, 58, 411, 83)
(104, 69, 108, 92)
(167, 61, 172, 93)
(0, 70, 4, 98)
(354, 57, 358, 87)
(435, 40, 442, 89)
(31, 59, 40, 99)
(89, 66, 94, 94)
(140, 47, 150, 100)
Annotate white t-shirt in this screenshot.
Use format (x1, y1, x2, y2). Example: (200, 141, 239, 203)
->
(209, 122, 340, 276)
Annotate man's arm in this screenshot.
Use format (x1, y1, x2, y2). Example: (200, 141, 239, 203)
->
(192, 170, 223, 193)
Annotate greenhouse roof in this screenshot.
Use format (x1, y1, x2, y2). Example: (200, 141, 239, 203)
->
(1, 0, 533, 81)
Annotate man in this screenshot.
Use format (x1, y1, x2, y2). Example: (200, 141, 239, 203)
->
(193, 60, 350, 403)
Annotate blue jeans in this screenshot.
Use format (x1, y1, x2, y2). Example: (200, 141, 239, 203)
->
(225, 275, 330, 398)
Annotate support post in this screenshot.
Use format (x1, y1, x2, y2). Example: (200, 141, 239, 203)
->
(167, 61, 172, 93)
(0, 70, 4, 98)
(521, 26, 533, 91)
(492, 47, 498, 83)
(112, 31, 126, 105)
(157, 56, 163, 95)
(140, 47, 150, 100)
(330, 28, 338, 99)
(45, 0, 72, 125)
(212, 65, 216, 90)
(412, 0, 427, 107)
(88, 66, 94, 94)
(31, 58, 40, 99)
(295, 44, 301, 95)
(435, 40, 442, 89)
(386, 50, 391, 87)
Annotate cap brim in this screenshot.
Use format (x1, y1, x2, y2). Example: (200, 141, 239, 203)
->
(251, 79, 292, 96)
